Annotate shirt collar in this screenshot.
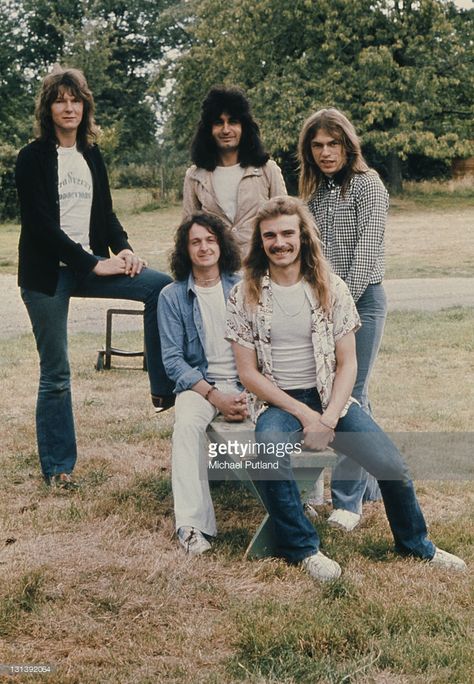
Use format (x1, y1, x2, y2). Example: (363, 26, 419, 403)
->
(324, 166, 349, 188)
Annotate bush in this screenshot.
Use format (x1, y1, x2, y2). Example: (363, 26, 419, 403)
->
(0, 144, 19, 222)
(110, 163, 158, 189)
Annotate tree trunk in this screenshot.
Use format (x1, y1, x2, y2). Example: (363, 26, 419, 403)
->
(387, 152, 403, 194)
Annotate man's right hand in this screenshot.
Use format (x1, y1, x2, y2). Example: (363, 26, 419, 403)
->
(211, 390, 247, 422)
(92, 256, 127, 276)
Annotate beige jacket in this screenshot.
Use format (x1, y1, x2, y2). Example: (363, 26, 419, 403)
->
(182, 159, 287, 256)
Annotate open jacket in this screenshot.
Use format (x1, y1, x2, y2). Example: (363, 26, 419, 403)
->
(182, 160, 286, 257)
(158, 272, 241, 394)
(16, 139, 132, 295)
(225, 272, 361, 422)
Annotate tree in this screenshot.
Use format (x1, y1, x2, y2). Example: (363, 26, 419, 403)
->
(163, 0, 474, 191)
(0, 1, 32, 145)
(7, 0, 181, 162)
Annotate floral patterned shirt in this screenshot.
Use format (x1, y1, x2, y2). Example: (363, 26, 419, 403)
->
(225, 272, 361, 422)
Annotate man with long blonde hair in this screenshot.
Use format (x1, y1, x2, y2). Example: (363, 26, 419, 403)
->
(225, 196, 465, 581)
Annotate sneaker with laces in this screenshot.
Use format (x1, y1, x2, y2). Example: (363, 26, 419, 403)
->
(303, 502, 319, 520)
(302, 551, 342, 582)
(49, 473, 80, 490)
(328, 509, 361, 532)
(429, 548, 467, 572)
(177, 526, 211, 555)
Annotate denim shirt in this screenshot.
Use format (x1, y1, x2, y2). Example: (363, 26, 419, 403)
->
(158, 271, 241, 393)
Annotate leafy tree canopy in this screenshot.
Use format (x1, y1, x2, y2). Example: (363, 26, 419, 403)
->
(162, 0, 474, 188)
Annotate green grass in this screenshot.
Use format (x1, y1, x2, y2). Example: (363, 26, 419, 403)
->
(227, 594, 472, 683)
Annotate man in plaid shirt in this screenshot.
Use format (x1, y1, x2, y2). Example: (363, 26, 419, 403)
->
(298, 108, 389, 531)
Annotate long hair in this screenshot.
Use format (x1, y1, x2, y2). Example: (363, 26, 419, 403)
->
(35, 66, 98, 151)
(298, 108, 369, 200)
(243, 196, 332, 314)
(191, 86, 270, 171)
(170, 212, 241, 280)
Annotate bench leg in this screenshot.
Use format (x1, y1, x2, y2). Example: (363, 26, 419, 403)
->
(244, 514, 278, 560)
(300, 472, 325, 505)
(244, 469, 325, 560)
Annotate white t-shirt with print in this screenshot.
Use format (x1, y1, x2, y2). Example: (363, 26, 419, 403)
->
(57, 144, 93, 253)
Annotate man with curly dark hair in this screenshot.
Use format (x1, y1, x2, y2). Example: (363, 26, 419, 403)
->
(183, 86, 287, 257)
(15, 66, 174, 488)
(158, 212, 246, 554)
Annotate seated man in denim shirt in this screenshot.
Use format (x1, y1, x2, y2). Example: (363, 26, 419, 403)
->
(158, 213, 246, 554)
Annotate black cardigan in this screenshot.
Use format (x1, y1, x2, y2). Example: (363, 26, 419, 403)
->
(16, 139, 132, 295)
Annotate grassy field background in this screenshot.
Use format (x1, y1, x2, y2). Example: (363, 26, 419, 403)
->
(0, 185, 473, 683)
(1, 181, 474, 279)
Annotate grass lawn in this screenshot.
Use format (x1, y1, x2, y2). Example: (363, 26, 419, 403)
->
(0, 183, 472, 682)
(1, 183, 474, 279)
(0, 308, 472, 683)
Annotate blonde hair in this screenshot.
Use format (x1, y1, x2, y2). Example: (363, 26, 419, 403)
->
(243, 196, 332, 315)
(298, 107, 369, 200)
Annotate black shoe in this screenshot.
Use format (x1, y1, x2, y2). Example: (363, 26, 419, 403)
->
(151, 394, 175, 413)
(49, 473, 80, 490)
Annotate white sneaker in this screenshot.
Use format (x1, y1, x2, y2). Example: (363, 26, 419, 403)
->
(177, 526, 211, 555)
(429, 548, 467, 572)
(328, 509, 361, 532)
(302, 551, 342, 582)
(303, 502, 319, 520)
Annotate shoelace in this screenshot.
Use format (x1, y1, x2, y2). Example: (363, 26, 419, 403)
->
(184, 528, 197, 553)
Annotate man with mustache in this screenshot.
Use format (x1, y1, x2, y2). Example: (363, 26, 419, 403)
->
(225, 195, 466, 581)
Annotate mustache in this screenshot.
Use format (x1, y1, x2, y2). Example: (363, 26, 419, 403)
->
(269, 245, 293, 254)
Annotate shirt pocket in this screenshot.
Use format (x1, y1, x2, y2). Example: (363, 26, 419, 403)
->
(183, 323, 203, 365)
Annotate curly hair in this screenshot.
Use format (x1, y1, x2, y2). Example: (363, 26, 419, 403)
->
(170, 212, 241, 280)
(243, 196, 332, 314)
(35, 66, 98, 151)
(190, 86, 270, 171)
(298, 108, 369, 200)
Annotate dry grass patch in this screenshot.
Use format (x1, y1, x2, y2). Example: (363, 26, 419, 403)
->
(0, 312, 472, 682)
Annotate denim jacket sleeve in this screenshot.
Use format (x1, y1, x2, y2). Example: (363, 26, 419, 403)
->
(157, 283, 205, 393)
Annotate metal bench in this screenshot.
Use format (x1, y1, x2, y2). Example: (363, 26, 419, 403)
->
(207, 416, 337, 559)
(95, 308, 147, 371)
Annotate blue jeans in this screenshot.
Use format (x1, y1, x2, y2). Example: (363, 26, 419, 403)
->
(21, 266, 173, 480)
(331, 283, 387, 511)
(254, 388, 435, 564)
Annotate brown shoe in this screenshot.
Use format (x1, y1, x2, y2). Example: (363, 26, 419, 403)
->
(49, 473, 80, 490)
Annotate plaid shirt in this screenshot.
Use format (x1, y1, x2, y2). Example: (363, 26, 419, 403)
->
(308, 170, 389, 302)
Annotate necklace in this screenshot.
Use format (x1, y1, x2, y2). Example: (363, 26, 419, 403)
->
(194, 274, 221, 286)
(272, 285, 308, 318)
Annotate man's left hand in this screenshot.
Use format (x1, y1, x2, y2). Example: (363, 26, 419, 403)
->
(116, 249, 147, 277)
(301, 412, 335, 451)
